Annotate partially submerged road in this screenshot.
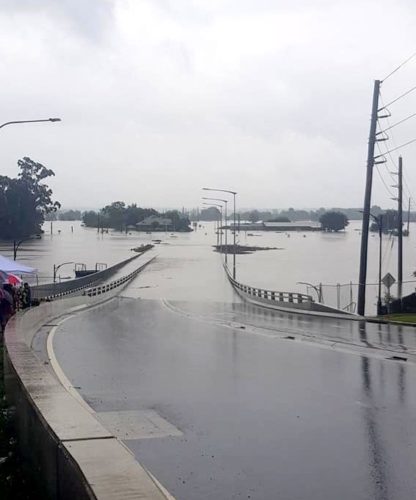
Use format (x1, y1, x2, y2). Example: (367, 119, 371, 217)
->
(52, 243, 416, 499)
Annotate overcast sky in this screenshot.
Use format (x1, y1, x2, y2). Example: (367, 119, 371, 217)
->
(1, 0, 416, 211)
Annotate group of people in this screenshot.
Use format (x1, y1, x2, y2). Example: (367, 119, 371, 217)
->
(0, 282, 31, 333)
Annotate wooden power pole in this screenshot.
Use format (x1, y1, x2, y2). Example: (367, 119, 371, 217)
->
(357, 80, 381, 316)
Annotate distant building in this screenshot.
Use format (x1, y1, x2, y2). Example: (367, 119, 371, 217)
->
(232, 221, 321, 232)
(136, 215, 173, 231)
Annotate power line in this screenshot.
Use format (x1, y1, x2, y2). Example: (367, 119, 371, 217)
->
(379, 83, 416, 109)
(377, 111, 416, 134)
(382, 52, 416, 83)
(375, 137, 416, 157)
(375, 163, 395, 197)
(377, 93, 416, 207)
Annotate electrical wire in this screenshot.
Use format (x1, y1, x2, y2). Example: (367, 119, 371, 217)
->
(378, 93, 416, 207)
(375, 163, 395, 198)
(382, 52, 416, 83)
(377, 112, 416, 134)
(376, 137, 416, 157)
(379, 84, 416, 110)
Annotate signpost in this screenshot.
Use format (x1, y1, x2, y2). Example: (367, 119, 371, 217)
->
(382, 273, 396, 310)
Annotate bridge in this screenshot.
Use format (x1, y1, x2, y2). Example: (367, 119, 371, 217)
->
(4, 243, 416, 499)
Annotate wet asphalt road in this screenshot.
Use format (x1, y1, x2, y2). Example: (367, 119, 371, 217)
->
(51, 244, 416, 500)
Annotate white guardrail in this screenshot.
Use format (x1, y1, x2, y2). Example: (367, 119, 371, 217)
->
(227, 271, 313, 305)
(225, 266, 355, 317)
(83, 257, 156, 297)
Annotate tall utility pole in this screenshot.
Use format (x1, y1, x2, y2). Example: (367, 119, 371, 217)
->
(357, 80, 381, 316)
(398, 156, 403, 299)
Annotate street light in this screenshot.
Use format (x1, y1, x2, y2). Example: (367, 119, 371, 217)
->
(297, 281, 322, 302)
(202, 197, 228, 266)
(0, 118, 61, 129)
(1, 117, 61, 259)
(53, 261, 74, 283)
(202, 202, 223, 248)
(203, 188, 238, 278)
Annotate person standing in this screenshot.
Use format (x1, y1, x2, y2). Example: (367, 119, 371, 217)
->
(21, 283, 32, 309)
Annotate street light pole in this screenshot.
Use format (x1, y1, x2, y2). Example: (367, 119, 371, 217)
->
(203, 188, 237, 278)
(202, 197, 228, 266)
(53, 261, 74, 283)
(1, 117, 61, 260)
(0, 118, 61, 129)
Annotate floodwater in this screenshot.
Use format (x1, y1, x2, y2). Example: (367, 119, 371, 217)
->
(0, 219, 415, 314)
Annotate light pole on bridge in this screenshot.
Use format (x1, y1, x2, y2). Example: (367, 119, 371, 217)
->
(203, 188, 238, 279)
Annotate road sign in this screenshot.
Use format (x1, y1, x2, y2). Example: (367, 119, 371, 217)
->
(382, 272, 396, 289)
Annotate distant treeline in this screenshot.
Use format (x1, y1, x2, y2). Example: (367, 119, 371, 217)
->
(45, 209, 82, 221)
(194, 205, 416, 223)
(82, 202, 191, 232)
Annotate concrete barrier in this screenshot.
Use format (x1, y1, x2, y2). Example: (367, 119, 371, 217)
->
(3, 255, 172, 499)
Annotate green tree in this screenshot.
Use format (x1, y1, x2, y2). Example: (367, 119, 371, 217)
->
(82, 210, 99, 227)
(370, 209, 401, 232)
(319, 211, 349, 232)
(125, 204, 157, 226)
(163, 210, 192, 232)
(0, 157, 60, 240)
(59, 209, 82, 221)
(200, 207, 221, 221)
(101, 201, 126, 231)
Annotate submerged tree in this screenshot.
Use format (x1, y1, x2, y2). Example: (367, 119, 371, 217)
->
(0, 157, 60, 240)
(319, 211, 349, 232)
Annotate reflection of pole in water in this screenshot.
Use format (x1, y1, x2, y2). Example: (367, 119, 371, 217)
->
(359, 321, 390, 499)
(361, 359, 389, 499)
(359, 320, 370, 346)
(360, 351, 389, 500)
(398, 364, 406, 405)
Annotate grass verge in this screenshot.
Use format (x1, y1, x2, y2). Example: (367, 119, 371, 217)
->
(382, 314, 416, 324)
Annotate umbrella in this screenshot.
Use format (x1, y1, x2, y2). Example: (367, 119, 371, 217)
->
(0, 288, 13, 304)
(0, 270, 22, 285)
(0, 254, 36, 274)
(6, 273, 22, 286)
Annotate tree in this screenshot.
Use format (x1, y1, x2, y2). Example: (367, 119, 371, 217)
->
(101, 201, 126, 231)
(59, 209, 82, 221)
(0, 157, 60, 240)
(370, 209, 401, 232)
(82, 210, 99, 227)
(163, 210, 192, 232)
(200, 207, 221, 221)
(319, 211, 349, 232)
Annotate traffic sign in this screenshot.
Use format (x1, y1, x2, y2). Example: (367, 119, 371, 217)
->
(382, 272, 396, 289)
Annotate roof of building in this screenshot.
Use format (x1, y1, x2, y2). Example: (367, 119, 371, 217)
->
(136, 215, 173, 226)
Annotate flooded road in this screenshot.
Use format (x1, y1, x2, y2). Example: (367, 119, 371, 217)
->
(1, 219, 415, 312)
(52, 234, 416, 500)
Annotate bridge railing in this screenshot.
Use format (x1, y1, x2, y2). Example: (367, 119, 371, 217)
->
(82, 257, 155, 297)
(227, 271, 313, 305)
(32, 253, 145, 301)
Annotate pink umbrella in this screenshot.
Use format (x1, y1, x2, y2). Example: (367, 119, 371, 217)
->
(0, 270, 22, 285)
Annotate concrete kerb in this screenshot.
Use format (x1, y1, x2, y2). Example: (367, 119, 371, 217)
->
(3, 255, 173, 500)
